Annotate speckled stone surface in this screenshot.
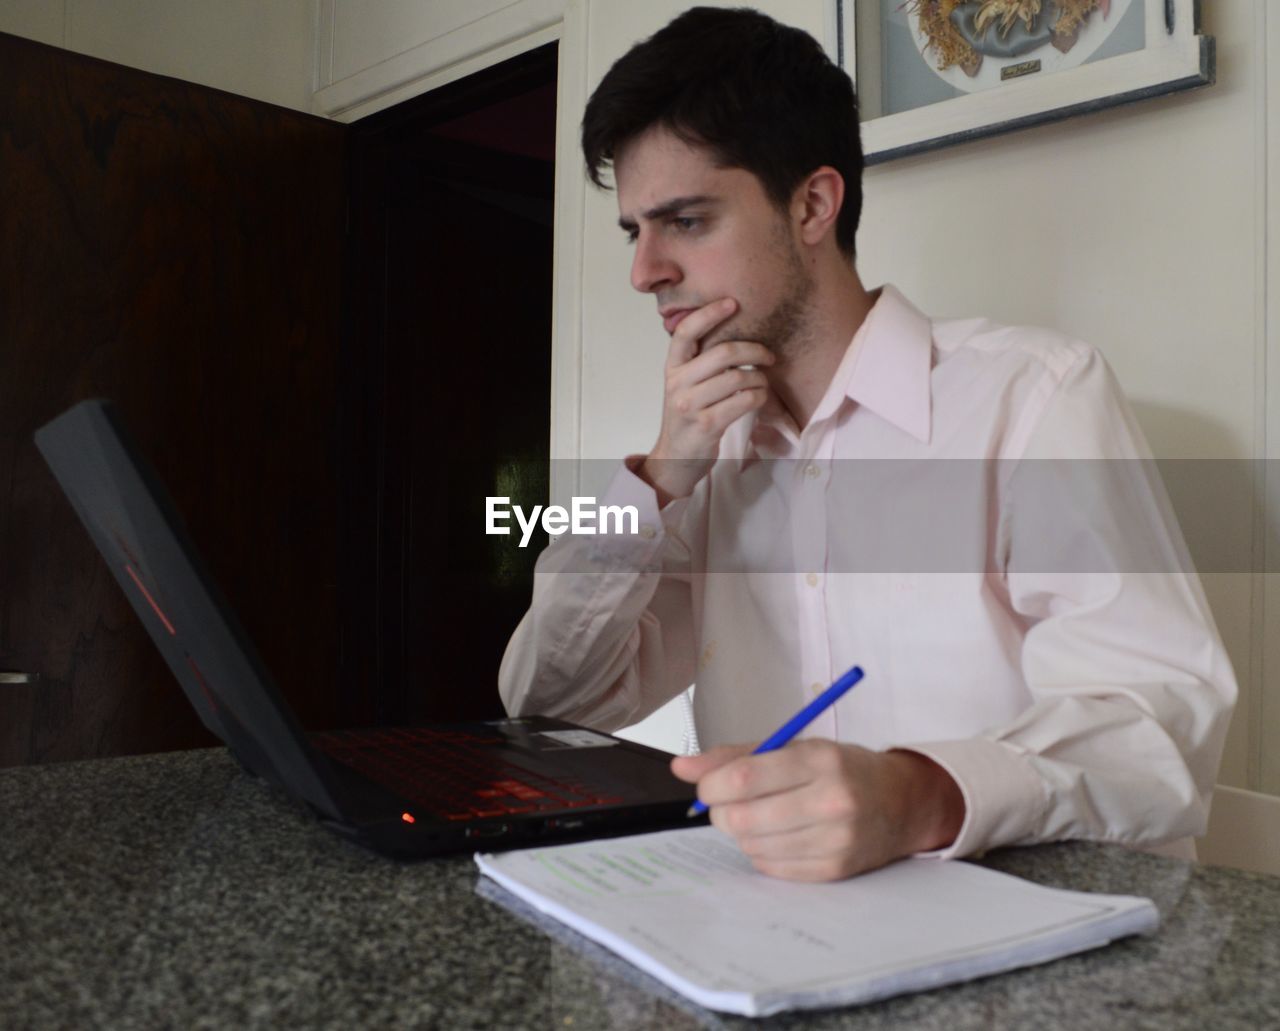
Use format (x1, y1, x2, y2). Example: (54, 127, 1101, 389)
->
(3, 749, 1278, 1029)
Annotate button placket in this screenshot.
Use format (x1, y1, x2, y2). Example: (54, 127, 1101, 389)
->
(792, 455, 831, 702)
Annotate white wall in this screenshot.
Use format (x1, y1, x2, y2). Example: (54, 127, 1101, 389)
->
(312, 0, 568, 121)
(0, 0, 317, 112)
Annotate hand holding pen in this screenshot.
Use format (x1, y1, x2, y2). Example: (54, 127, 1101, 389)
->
(687, 665, 864, 817)
(670, 665, 966, 881)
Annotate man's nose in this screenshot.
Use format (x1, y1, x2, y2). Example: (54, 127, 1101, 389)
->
(630, 233, 681, 294)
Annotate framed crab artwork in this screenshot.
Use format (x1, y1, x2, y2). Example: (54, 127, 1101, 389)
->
(836, 0, 1214, 163)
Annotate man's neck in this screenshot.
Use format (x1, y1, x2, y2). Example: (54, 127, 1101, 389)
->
(768, 265, 876, 432)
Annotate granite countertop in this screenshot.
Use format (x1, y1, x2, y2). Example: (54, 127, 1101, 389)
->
(3, 748, 1279, 1029)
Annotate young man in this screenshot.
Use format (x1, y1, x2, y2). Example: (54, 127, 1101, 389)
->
(499, 7, 1236, 880)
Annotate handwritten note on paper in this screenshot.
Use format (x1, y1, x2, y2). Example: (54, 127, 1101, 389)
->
(476, 826, 1158, 1017)
(531, 828, 745, 895)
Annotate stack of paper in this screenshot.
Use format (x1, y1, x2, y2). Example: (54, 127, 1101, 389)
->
(475, 826, 1157, 1017)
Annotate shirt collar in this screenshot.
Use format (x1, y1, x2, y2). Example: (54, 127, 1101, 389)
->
(748, 283, 933, 454)
(840, 283, 933, 444)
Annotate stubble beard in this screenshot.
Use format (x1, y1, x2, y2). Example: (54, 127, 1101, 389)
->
(700, 233, 816, 362)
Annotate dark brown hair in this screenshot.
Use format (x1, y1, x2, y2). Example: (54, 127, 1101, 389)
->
(581, 6, 863, 257)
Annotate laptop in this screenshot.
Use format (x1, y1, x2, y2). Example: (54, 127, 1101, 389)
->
(35, 399, 701, 858)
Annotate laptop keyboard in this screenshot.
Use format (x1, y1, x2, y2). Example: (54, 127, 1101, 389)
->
(313, 727, 625, 820)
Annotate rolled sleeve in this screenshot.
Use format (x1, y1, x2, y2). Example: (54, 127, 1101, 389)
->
(498, 458, 700, 732)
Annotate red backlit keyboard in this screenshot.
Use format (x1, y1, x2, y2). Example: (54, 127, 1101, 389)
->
(313, 727, 624, 821)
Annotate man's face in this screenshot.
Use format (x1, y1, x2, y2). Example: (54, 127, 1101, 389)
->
(614, 126, 813, 357)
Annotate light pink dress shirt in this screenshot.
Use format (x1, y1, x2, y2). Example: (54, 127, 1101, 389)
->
(499, 285, 1237, 860)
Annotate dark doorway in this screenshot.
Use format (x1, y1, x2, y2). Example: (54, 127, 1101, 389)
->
(341, 44, 557, 728)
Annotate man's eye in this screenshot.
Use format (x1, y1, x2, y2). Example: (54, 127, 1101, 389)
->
(622, 217, 700, 244)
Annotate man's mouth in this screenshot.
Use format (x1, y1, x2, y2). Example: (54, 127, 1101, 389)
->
(661, 308, 695, 334)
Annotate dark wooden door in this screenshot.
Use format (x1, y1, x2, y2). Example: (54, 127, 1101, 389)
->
(0, 33, 346, 765)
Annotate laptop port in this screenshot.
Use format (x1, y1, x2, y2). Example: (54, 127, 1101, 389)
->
(464, 823, 510, 839)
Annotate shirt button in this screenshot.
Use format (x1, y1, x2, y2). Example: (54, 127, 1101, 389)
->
(804, 464, 821, 479)
(805, 572, 819, 587)
(810, 681, 825, 696)
(639, 525, 657, 540)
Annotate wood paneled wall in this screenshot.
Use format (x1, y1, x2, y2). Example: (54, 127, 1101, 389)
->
(0, 32, 346, 765)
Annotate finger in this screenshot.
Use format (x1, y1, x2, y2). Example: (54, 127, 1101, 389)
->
(739, 809, 893, 880)
(726, 818, 873, 882)
(670, 743, 754, 783)
(695, 745, 820, 808)
(666, 298, 738, 368)
(698, 340, 776, 372)
(727, 806, 856, 854)
(748, 853, 869, 883)
(677, 367, 770, 414)
(683, 387, 769, 439)
(678, 341, 775, 387)
(708, 786, 825, 840)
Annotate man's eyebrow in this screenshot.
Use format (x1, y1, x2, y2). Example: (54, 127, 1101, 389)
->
(618, 195, 717, 231)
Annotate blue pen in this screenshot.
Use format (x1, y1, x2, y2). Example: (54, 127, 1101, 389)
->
(686, 664, 865, 817)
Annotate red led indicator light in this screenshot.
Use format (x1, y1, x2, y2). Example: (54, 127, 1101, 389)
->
(401, 812, 415, 824)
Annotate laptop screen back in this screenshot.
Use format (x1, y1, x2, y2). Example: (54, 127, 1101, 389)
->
(35, 400, 343, 818)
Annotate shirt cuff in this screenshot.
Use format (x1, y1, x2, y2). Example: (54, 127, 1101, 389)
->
(891, 738, 1050, 860)
(567, 457, 687, 568)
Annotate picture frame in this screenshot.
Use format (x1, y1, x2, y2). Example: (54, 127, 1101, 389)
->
(837, 0, 1214, 164)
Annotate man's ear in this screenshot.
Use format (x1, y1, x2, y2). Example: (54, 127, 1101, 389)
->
(793, 167, 844, 247)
